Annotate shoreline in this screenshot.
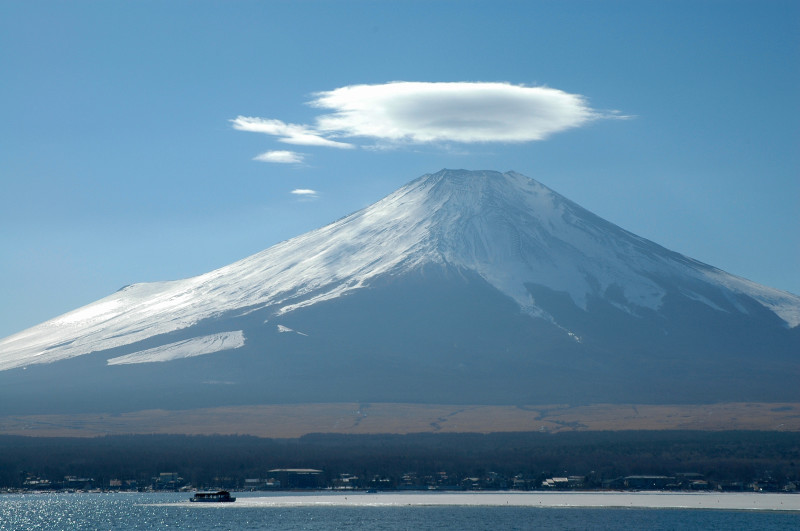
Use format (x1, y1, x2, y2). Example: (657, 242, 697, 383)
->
(187, 491, 800, 512)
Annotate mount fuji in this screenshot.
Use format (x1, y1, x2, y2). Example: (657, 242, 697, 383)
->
(1, 169, 798, 414)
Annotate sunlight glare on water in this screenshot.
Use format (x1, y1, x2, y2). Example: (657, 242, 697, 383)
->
(0, 492, 798, 530)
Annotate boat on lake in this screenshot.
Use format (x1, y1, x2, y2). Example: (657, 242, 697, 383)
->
(190, 490, 236, 503)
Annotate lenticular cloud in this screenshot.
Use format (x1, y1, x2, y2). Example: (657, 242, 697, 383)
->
(233, 81, 605, 150)
(312, 82, 599, 143)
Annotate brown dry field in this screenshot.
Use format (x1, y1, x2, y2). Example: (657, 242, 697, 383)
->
(0, 402, 798, 438)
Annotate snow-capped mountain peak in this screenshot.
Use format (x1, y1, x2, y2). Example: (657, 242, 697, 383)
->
(0, 169, 798, 376)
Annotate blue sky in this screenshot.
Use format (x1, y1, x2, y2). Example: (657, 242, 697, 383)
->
(1, 0, 798, 338)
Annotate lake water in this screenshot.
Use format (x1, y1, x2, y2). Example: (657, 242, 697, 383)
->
(1, 491, 798, 530)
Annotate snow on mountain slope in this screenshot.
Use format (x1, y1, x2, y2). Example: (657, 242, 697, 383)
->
(1, 169, 798, 373)
(428, 171, 800, 327)
(106, 330, 245, 366)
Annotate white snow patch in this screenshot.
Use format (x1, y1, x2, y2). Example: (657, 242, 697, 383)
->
(54, 300, 123, 325)
(699, 268, 800, 327)
(277, 325, 308, 336)
(106, 331, 245, 365)
(679, 289, 728, 313)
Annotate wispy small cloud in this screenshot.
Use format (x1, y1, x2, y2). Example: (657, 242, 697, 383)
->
(253, 150, 305, 164)
(290, 188, 318, 199)
(232, 81, 622, 152)
(232, 116, 353, 149)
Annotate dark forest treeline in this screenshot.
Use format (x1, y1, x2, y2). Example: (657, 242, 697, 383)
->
(1, 431, 798, 490)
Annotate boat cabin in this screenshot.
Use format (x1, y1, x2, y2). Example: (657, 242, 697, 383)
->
(190, 490, 236, 502)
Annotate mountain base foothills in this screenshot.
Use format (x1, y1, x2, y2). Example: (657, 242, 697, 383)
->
(0, 402, 797, 438)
